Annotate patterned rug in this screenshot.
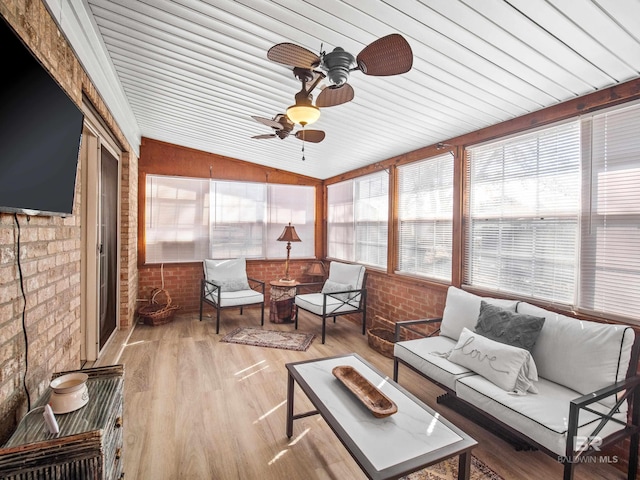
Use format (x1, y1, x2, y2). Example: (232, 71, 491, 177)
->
(220, 327, 315, 351)
(402, 455, 504, 480)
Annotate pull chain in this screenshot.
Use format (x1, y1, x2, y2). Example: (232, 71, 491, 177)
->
(301, 125, 306, 161)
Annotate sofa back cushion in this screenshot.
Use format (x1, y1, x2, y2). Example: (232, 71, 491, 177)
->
(519, 302, 635, 408)
(440, 286, 518, 341)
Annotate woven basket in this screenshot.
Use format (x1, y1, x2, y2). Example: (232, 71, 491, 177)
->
(137, 288, 179, 326)
(367, 326, 396, 358)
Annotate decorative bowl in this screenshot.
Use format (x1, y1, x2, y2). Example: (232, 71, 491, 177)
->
(49, 373, 89, 414)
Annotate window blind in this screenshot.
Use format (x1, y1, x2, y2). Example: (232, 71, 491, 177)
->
(145, 175, 210, 263)
(355, 172, 388, 267)
(266, 184, 315, 259)
(327, 171, 389, 268)
(397, 153, 453, 281)
(145, 175, 315, 263)
(210, 180, 266, 258)
(579, 102, 640, 319)
(466, 121, 581, 303)
(327, 180, 355, 261)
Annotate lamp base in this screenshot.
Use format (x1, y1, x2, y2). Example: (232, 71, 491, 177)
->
(278, 278, 297, 285)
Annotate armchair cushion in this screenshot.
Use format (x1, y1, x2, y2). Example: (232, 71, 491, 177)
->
(321, 279, 354, 300)
(208, 289, 264, 308)
(327, 261, 366, 290)
(295, 293, 361, 316)
(203, 258, 250, 292)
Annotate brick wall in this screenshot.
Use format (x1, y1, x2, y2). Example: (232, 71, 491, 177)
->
(119, 149, 138, 328)
(138, 259, 323, 313)
(0, 1, 138, 443)
(0, 211, 82, 442)
(137, 260, 449, 326)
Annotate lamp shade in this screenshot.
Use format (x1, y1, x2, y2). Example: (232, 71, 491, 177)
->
(277, 223, 301, 242)
(307, 261, 325, 277)
(286, 104, 320, 126)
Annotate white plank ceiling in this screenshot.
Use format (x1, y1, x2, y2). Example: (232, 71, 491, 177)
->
(50, 0, 640, 179)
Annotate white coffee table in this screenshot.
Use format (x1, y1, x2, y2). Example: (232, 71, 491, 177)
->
(286, 353, 477, 480)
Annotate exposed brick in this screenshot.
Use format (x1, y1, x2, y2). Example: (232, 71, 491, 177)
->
(0, 3, 138, 445)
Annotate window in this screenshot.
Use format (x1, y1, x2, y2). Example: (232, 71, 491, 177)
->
(145, 175, 315, 263)
(579, 103, 640, 320)
(327, 171, 389, 268)
(465, 103, 640, 323)
(397, 153, 453, 281)
(466, 121, 581, 303)
(145, 176, 210, 263)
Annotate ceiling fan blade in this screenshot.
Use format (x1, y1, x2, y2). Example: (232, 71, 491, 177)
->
(251, 116, 283, 130)
(295, 130, 325, 143)
(267, 43, 320, 69)
(356, 34, 413, 76)
(251, 134, 277, 140)
(316, 83, 354, 107)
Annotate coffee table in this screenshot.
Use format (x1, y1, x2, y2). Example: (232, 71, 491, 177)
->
(286, 353, 477, 480)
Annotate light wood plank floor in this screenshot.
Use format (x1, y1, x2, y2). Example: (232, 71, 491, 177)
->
(104, 309, 626, 479)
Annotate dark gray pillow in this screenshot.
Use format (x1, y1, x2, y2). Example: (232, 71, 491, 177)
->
(474, 301, 545, 351)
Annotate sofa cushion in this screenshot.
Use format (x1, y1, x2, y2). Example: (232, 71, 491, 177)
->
(475, 301, 545, 351)
(440, 286, 519, 341)
(394, 336, 475, 391)
(456, 375, 628, 456)
(518, 302, 635, 409)
(448, 328, 538, 394)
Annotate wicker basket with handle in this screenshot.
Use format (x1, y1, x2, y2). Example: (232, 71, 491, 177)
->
(137, 288, 179, 326)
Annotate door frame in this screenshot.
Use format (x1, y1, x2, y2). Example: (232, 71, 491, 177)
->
(80, 99, 122, 362)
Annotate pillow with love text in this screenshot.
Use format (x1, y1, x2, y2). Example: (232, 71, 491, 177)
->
(448, 327, 539, 395)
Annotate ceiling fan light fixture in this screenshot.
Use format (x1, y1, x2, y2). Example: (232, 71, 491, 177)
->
(286, 103, 321, 126)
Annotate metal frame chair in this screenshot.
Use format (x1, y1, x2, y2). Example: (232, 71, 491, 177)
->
(199, 258, 265, 333)
(294, 261, 367, 344)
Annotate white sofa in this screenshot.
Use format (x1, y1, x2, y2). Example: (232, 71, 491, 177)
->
(393, 286, 640, 480)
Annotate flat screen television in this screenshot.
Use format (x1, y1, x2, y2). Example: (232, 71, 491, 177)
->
(0, 17, 84, 217)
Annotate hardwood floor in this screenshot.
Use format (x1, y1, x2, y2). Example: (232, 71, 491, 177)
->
(106, 309, 626, 479)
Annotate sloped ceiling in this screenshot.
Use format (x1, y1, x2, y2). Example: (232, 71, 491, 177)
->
(49, 0, 640, 179)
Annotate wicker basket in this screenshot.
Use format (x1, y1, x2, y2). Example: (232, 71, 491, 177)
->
(137, 288, 179, 326)
(367, 324, 396, 359)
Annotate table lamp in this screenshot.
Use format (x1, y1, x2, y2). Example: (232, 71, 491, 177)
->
(277, 222, 301, 283)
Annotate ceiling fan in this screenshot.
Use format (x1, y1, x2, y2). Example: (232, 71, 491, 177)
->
(251, 113, 325, 143)
(267, 34, 413, 109)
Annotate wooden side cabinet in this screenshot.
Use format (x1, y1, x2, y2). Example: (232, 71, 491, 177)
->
(0, 365, 125, 479)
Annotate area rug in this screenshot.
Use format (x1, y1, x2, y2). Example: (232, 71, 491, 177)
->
(402, 455, 504, 480)
(220, 327, 315, 351)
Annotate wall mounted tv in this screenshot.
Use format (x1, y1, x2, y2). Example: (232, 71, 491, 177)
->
(0, 17, 84, 217)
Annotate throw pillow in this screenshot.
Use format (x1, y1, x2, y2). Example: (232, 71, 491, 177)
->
(448, 328, 539, 395)
(475, 301, 545, 351)
(219, 278, 251, 292)
(321, 280, 354, 301)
